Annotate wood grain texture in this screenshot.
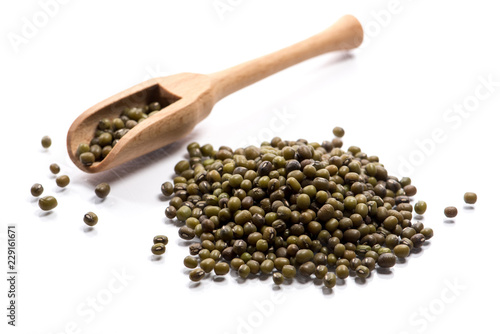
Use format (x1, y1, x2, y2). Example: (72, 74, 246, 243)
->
(67, 15, 363, 173)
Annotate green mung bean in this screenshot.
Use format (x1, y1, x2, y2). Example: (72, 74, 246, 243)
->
(393, 244, 410, 258)
(49, 163, 60, 174)
(184, 256, 198, 269)
(161, 182, 174, 197)
(189, 268, 205, 282)
(336, 264, 349, 279)
(444, 206, 458, 218)
(83, 212, 98, 226)
(39, 196, 57, 211)
(151, 243, 165, 255)
(95, 183, 110, 198)
(79, 152, 95, 166)
(323, 272, 337, 288)
(238, 264, 251, 278)
(332, 127, 345, 138)
(273, 272, 285, 285)
(464, 192, 477, 204)
(356, 265, 370, 279)
(421, 227, 434, 239)
(56, 175, 70, 188)
(214, 262, 230, 275)
(378, 253, 396, 268)
(31, 183, 44, 197)
(200, 258, 216, 273)
(41, 136, 52, 148)
(282, 265, 297, 279)
(153, 235, 168, 245)
(414, 201, 427, 215)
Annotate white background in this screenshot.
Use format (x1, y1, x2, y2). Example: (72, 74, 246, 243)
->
(1, 1, 500, 333)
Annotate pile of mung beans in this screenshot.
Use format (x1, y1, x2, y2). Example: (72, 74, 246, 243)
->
(76, 101, 166, 166)
(159, 128, 435, 288)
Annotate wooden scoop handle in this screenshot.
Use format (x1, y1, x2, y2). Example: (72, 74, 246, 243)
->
(209, 15, 363, 101)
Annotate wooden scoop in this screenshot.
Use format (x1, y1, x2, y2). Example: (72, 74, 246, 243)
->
(67, 15, 363, 173)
